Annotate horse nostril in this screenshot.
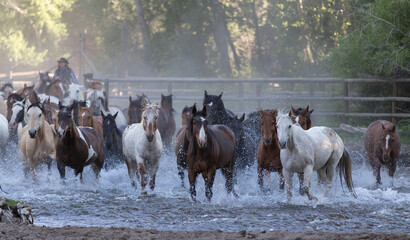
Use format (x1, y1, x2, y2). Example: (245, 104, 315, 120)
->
(264, 138, 272, 145)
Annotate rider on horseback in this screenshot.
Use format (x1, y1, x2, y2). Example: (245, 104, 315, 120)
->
(53, 58, 78, 85)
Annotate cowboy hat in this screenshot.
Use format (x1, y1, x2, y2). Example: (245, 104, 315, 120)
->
(57, 57, 69, 64)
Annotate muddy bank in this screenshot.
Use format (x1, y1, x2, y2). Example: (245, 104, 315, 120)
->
(0, 224, 408, 240)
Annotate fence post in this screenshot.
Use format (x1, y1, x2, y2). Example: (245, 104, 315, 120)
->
(9, 70, 13, 82)
(256, 82, 261, 108)
(392, 79, 397, 125)
(238, 82, 244, 112)
(343, 82, 349, 124)
(308, 82, 314, 108)
(104, 78, 110, 106)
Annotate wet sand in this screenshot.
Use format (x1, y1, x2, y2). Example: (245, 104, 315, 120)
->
(0, 224, 408, 240)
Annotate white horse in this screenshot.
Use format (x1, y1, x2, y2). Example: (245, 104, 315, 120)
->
(85, 89, 127, 126)
(62, 84, 86, 106)
(276, 111, 355, 201)
(123, 103, 163, 194)
(0, 113, 9, 153)
(0, 95, 7, 117)
(18, 103, 56, 179)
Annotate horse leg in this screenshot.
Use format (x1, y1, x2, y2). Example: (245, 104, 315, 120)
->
(302, 165, 317, 201)
(57, 162, 66, 180)
(223, 164, 238, 198)
(388, 160, 396, 187)
(177, 157, 185, 188)
(125, 157, 137, 189)
(204, 170, 216, 202)
(374, 158, 382, 185)
(279, 169, 285, 190)
(283, 168, 293, 202)
(188, 168, 198, 202)
(27, 158, 37, 182)
(297, 172, 304, 195)
(257, 167, 265, 192)
(91, 163, 101, 181)
(149, 163, 159, 191)
(138, 162, 147, 195)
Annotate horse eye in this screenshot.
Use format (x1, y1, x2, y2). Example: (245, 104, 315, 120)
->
(154, 116, 158, 120)
(39, 114, 42, 117)
(288, 125, 291, 128)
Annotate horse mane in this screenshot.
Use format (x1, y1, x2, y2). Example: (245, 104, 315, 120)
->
(8, 93, 23, 101)
(182, 105, 193, 114)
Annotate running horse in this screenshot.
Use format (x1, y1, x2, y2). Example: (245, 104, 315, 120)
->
(257, 109, 284, 191)
(364, 120, 401, 185)
(55, 103, 105, 181)
(123, 103, 163, 194)
(127, 94, 150, 124)
(174, 104, 195, 187)
(78, 105, 104, 139)
(157, 94, 176, 148)
(19, 84, 40, 104)
(276, 112, 356, 201)
(186, 106, 237, 201)
(6, 93, 24, 121)
(36, 71, 52, 94)
(102, 111, 126, 168)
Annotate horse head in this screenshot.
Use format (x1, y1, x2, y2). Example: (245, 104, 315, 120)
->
(181, 104, 195, 126)
(57, 102, 75, 139)
(291, 105, 314, 130)
(227, 113, 245, 145)
(78, 105, 93, 126)
(101, 111, 118, 149)
(160, 93, 174, 114)
(1, 83, 14, 97)
(26, 102, 45, 138)
(276, 111, 294, 149)
(8, 99, 27, 130)
(191, 105, 209, 149)
(86, 89, 105, 115)
(142, 103, 160, 142)
(381, 123, 397, 162)
(260, 108, 278, 146)
(6, 93, 24, 121)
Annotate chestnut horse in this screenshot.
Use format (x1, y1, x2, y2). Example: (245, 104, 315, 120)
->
(19, 84, 39, 104)
(174, 104, 195, 187)
(55, 103, 105, 181)
(44, 78, 67, 100)
(187, 106, 237, 201)
(290, 105, 314, 130)
(364, 120, 401, 185)
(257, 109, 284, 191)
(157, 94, 176, 148)
(78, 105, 104, 139)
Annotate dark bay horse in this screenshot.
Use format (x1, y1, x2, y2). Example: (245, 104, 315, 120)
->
(36, 72, 51, 94)
(187, 106, 236, 201)
(365, 120, 401, 185)
(290, 105, 314, 130)
(55, 103, 105, 181)
(128, 94, 150, 124)
(203, 90, 235, 125)
(174, 104, 195, 187)
(102, 111, 126, 169)
(6, 93, 24, 121)
(157, 94, 176, 148)
(257, 109, 284, 191)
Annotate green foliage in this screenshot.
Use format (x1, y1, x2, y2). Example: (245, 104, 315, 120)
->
(330, 0, 410, 78)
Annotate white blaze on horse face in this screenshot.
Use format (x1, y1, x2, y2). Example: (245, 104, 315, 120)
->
(208, 101, 213, 107)
(59, 83, 65, 95)
(385, 135, 390, 151)
(10, 103, 24, 124)
(198, 117, 207, 143)
(295, 116, 299, 124)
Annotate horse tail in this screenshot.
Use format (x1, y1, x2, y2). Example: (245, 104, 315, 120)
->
(338, 149, 357, 198)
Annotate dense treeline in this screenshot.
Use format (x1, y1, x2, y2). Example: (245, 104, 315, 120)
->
(1, 0, 407, 78)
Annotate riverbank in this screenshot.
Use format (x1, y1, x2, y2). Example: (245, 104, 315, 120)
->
(0, 224, 408, 240)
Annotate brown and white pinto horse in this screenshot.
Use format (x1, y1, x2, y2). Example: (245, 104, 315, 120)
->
(157, 94, 176, 148)
(78, 105, 103, 139)
(174, 104, 195, 187)
(6, 93, 24, 121)
(187, 106, 236, 201)
(257, 109, 284, 191)
(18, 84, 39, 104)
(44, 78, 67, 100)
(365, 120, 401, 185)
(55, 103, 105, 181)
(291, 105, 314, 130)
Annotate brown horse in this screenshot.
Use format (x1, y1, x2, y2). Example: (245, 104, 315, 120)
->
(46, 78, 67, 100)
(187, 105, 236, 201)
(365, 120, 401, 185)
(6, 93, 24, 121)
(157, 94, 176, 148)
(257, 109, 284, 191)
(86, 80, 103, 90)
(55, 103, 105, 181)
(78, 105, 104, 139)
(42, 97, 59, 124)
(174, 104, 195, 187)
(18, 84, 39, 104)
(127, 94, 150, 124)
(291, 105, 314, 130)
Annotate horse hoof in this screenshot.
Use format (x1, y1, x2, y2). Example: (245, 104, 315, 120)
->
(299, 189, 305, 196)
(309, 196, 318, 201)
(141, 191, 147, 196)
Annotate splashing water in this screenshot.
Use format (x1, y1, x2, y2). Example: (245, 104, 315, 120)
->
(0, 141, 409, 233)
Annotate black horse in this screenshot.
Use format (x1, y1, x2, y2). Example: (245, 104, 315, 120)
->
(203, 91, 235, 125)
(101, 111, 126, 169)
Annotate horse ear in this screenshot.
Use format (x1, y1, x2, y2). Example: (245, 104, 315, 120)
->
(288, 110, 292, 117)
(192, 104, 197, 115)
(308, 109, 314, 116)
(218, 92, 223, 98)
(24, 83, 27, 88)
(113, 111, 118, 119)
(58, 101, 62, 109)
(381, 123, 386, 130)
(291, 105, 296, 113)
(129, 96, 132, 103)
(202, 105, 207, 116)
(391, 125, 395, 132)
(304, 105, 310, 115)
(161, 93, 164, 99)
(101, 111, 106, 118)
(239, 113, 245, 122)
(259, 108, 264, 116)
(204, 90, 208, 97)
(47, 97, 51, 104)
(273, 109, 278, 117)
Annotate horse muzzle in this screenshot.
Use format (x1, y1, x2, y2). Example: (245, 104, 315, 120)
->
(278, 141, 287, 149)
(28, 129, 37, 138)
(146, 133, 154, 142)
(382, 154, 390, 163)
(263, 138, 272, 145)
(57, 127, 66, 138)
(197, 139, 207, 149)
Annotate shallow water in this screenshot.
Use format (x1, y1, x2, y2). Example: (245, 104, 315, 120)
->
(0, 141, 409, 233)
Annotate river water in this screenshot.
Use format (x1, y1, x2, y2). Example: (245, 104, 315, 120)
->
(0, 140, 409, 233)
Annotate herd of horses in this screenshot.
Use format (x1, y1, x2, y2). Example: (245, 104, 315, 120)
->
(0, 73, 402, 202)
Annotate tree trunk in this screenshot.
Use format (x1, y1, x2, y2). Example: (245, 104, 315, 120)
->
(209, 0, 231, 76)
(134, 0, 151, 59)
(251, 0, 262, 68)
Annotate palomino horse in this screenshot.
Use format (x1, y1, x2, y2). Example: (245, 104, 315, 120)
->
(78, 105, 103, 139)
(0, 113, 9, 154)
(123, 103, 163, 194)
(6, 93, 24, 121)
(128, 94, 150, 124)
(55, 103, 105, 181)
(174, 104, 195, 187)
(187, 106, 237, 201)
(276, 112, 356, 201)
(18, 103, 56, 179)
(101, 111, 126, 168)
(364, 120, 401, 185)
(157, 94, 176, 148)
(257, 109, 284, 191)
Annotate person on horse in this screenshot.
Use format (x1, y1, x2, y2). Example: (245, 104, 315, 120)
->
(53, 58, 78, 85)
